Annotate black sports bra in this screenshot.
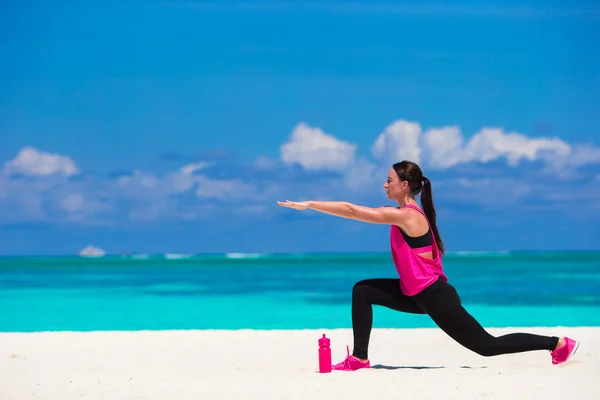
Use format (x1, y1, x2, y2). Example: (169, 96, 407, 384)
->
(399, 226, 432, 248)
(387, 205, 433, 248)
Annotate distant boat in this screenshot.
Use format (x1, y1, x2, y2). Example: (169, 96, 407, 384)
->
(78, 245, 106, 258)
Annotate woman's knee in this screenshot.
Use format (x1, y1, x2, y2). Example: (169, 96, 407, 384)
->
(352, 279, 375, 300)
(352, 280, 368, 296)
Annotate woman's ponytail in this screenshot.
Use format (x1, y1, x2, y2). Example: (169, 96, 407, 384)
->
(420, 176, 445, 255)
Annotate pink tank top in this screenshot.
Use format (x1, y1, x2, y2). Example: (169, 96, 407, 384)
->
(390, 204, 448, 296)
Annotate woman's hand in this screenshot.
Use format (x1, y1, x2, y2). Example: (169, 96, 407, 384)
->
(277, 200, 311, 210)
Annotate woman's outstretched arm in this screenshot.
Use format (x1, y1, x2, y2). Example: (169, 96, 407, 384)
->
(277, 200, 406, 225)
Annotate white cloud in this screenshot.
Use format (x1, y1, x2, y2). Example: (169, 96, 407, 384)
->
(343, 156, 379, 191)
(180, 161, 211, 176)
(117, 170, 158, 189)
(280, 122, 357, 171)
(194, 176, 258, 200)
(276, 119, 600, 196)
(552, 144, 600, 169)
(460, 128, 571, 166)
(113, 163, 264, 203)
(58, 193, 111, 221)
(167, 163, 212, 194)
(277, 119, 600, 193)
(3, 120, 598, 226)
(0, 147, 270, 223)
(61, 194, 85, 212)
(364, 120, 597, 171)
(2, 147, 78, 177)
(278, 122, 380, 191)
(0, 176, 48, 222)
(421, 126, 463, 168)
(253, 156, 278, 170)
(169, 171, 197, 194)
(422, 126, 577, 169)
(0, 171, 112, 224)
(371, 120, 422, 164)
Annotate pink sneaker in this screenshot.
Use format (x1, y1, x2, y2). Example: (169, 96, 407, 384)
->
(551, 337, 579, 365)
(332, 346, 370, 371)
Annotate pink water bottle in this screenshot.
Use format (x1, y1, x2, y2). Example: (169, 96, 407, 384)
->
(318, 334, 332, 373)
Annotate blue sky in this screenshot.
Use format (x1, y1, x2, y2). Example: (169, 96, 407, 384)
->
(1, 1, 599, 255)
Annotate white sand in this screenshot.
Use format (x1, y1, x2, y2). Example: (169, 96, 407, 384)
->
(1, 327, 597, 399)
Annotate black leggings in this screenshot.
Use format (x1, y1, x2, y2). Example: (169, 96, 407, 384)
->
(351, 278, 559, 360)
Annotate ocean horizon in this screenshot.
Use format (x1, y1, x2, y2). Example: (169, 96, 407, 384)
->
(1, 250, 599, 332)
(2, 248, 600, 258)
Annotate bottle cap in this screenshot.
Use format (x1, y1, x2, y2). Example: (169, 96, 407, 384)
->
(319, 333, 330, 346)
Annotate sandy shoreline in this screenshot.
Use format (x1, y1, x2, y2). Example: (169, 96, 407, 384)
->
(1, 327, 597, 399)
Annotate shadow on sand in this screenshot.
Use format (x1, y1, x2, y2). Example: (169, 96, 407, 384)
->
(370, 364, 444, 370)
(370, 364, 488, 370)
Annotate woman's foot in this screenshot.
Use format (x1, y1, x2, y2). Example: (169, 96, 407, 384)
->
(550, 337, 579, 365)
(332, 345, 371, 371)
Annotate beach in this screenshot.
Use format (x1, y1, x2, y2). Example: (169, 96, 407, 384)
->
(1, 327, 596, 399)
(1, 254, 598, 398)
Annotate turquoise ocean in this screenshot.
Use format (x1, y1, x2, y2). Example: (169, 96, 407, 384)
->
(1, 251, 599, 332)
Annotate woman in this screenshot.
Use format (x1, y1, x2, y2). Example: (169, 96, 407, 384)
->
(277, 160, 579, 371)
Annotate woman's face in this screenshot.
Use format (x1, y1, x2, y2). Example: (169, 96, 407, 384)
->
(383, 168, 408, 201)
